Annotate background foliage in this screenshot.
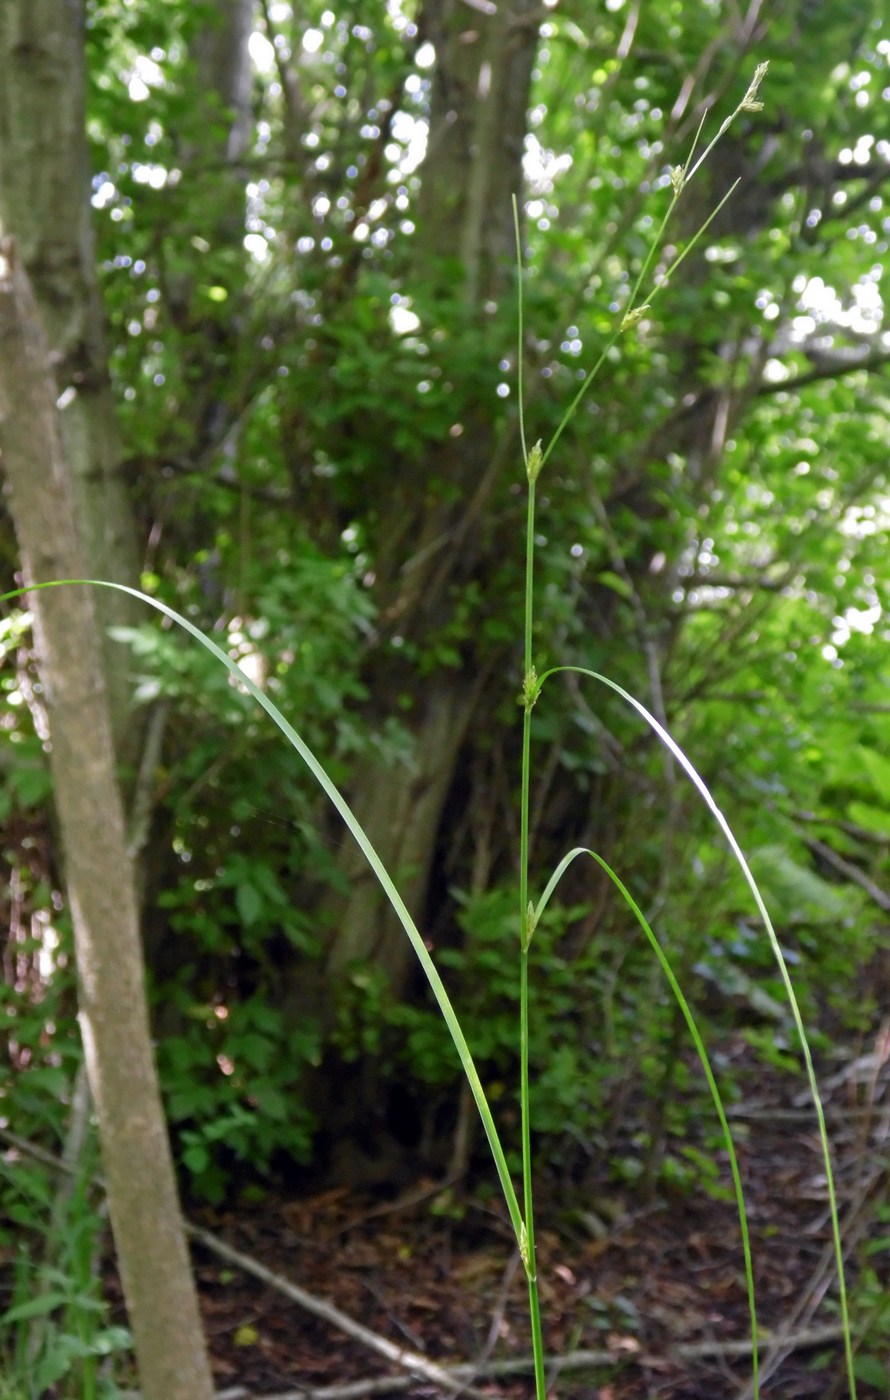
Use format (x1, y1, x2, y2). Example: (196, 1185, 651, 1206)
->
(2, 0, 890, 1215)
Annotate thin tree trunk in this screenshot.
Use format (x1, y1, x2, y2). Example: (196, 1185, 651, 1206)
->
(0, 0, 144, 772)
(0, 243, 214, 1400)
(0, 10, 212, 1390)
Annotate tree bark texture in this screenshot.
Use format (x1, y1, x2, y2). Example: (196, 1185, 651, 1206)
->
(0, 244, 214, 1400)
(164, 0, 254, 440)
(415, 0, 541, 303)
(189, 0, 254, 166)
(325, 674, 481, 986)
(0, 0, 144, 772)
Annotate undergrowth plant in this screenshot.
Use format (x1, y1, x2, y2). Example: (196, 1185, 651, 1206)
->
(0, 912, 129, 1397)
(0, 1128, 130, 1400)
(3, 63, 860, 1400)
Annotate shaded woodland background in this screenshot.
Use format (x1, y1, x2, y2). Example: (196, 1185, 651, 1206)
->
(1, 1, 890, 1376)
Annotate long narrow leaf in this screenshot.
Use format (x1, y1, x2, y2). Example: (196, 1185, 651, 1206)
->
(541, 664, 854, 1396)
(532, 843, 758, 1397)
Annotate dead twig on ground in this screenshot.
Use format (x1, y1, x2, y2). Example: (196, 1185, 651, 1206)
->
(186, 1223, 491, 1399)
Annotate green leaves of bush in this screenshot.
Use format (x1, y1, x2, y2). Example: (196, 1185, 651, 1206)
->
(156, 994, 320, 1201)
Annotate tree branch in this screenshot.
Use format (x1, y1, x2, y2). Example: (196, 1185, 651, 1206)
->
(185, 1223, 491, 1399)
(754, 349, 890, 398)
(800, 834, 890, 912)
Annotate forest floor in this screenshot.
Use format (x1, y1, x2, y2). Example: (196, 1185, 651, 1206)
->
(121, 1031, 888, 1400)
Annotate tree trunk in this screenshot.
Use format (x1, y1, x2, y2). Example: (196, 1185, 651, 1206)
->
(0, 245, 214, 1400)
(0, 0, 144, 773)
(0, 17, 212, 1380)
(189, 0, 254, 166)
(326, 673, 480, 986)
(163, 0, 255, 463)
(322, 0, 541, 995)
(415, 0, 541, 303)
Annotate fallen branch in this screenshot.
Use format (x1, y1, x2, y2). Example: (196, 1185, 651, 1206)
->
(185, 1222, 489, 1399)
